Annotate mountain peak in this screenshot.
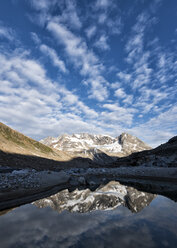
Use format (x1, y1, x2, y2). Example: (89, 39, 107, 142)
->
(118, 132, 150, 155)
(41, 132, 151, 163)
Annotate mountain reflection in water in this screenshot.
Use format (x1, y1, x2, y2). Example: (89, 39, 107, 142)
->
(0, 181, 177, 248)
(34, 181, 155, 213)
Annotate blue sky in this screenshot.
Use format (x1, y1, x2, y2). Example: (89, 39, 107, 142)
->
(0, 0, 176, 147)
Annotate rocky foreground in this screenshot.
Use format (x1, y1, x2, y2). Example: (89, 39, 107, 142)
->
(1, 165, 177, 211)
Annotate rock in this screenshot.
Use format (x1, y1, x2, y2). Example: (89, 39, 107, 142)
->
(69, 177, 79, 186)
(88, 181, 96, 187)
(78, 176, 86, 185)
(38, 171, 70, 187)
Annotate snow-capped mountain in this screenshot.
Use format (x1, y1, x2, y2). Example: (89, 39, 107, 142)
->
(34, 181, 155, 213)
(40, 133, 151, 163)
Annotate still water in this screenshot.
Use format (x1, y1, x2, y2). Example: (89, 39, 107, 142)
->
(0, 182, 177, 248)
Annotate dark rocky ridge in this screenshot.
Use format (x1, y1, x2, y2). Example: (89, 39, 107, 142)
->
(111, 136, 177, 168)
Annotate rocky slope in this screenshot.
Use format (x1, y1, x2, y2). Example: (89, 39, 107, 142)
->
(112, 136, 177, 167)
(40, 133, 151, 163)
(0, 122, 71, 162)
(34, 181, 155, 213)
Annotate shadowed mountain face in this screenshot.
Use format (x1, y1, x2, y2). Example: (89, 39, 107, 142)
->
(112, 136, 177, 168)
(40, 133, 151, 163)
(34, 181, 155, 213)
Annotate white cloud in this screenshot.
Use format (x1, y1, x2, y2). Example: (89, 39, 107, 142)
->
(88, 77, 109, 101)
(123, 13, 156, 90)
(126, 32, 144, 64)
(114, 88, 126, 98)
(102, 103, 120, 112)
(102, 103, 136, 126)
(40, 44, 67, 73)
(129, 105, 177, 147)
(31, 32, 41, 45)
(112, 84, 133, 106)
(123, 95, 133, 105)
(0, 23, 15, 41)
(88, 0, 122, 36)
(30, 32, 67, 73)
(155, 51, 177, 85)
(64, 0, 82, 29)
(29, 0, 82, 30)
(47, 20, 109, 101)
(85, 26, 96, 39)
(95, 0, 111, 9)
(134, 85, 176, 115)
(98, 13, 107, 24)
(29, 0, 56, 11)
(94, 34, 110, 51)
(47, 21, 96, 75)
(55, 0, 82, 30)
(0, 49, 101, 139)
(158, 54, 165, 68)
(0, 53, 51, 88)
(1, 47, 175, 146)
(1, 0, 176, 148)
(107, 17, 122, 35)
(117, 72, 131, 82)
(111, 82, 121, 89)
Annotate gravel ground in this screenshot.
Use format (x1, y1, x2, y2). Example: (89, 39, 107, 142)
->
(0, 167, 69, 192)
(1, 166, 177, 192)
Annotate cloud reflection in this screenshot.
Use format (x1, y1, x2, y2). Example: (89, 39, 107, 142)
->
(0, 184, 177, 247)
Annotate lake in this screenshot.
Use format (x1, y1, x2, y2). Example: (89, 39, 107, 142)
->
(0, 181, 177, 248)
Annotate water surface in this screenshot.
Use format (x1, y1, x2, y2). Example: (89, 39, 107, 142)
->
(0, 182, 177, 248)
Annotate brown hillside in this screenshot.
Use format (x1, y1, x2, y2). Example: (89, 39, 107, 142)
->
(0, 122, 71, 161)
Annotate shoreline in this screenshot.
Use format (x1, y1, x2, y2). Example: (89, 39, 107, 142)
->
(1, 166, 177, 211)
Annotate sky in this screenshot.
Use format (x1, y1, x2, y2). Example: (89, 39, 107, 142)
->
(0, 0, 176, 147)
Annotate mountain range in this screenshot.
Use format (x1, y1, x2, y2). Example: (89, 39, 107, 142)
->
(40, 133, 151, 164)
(0, 122, 176, 169)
